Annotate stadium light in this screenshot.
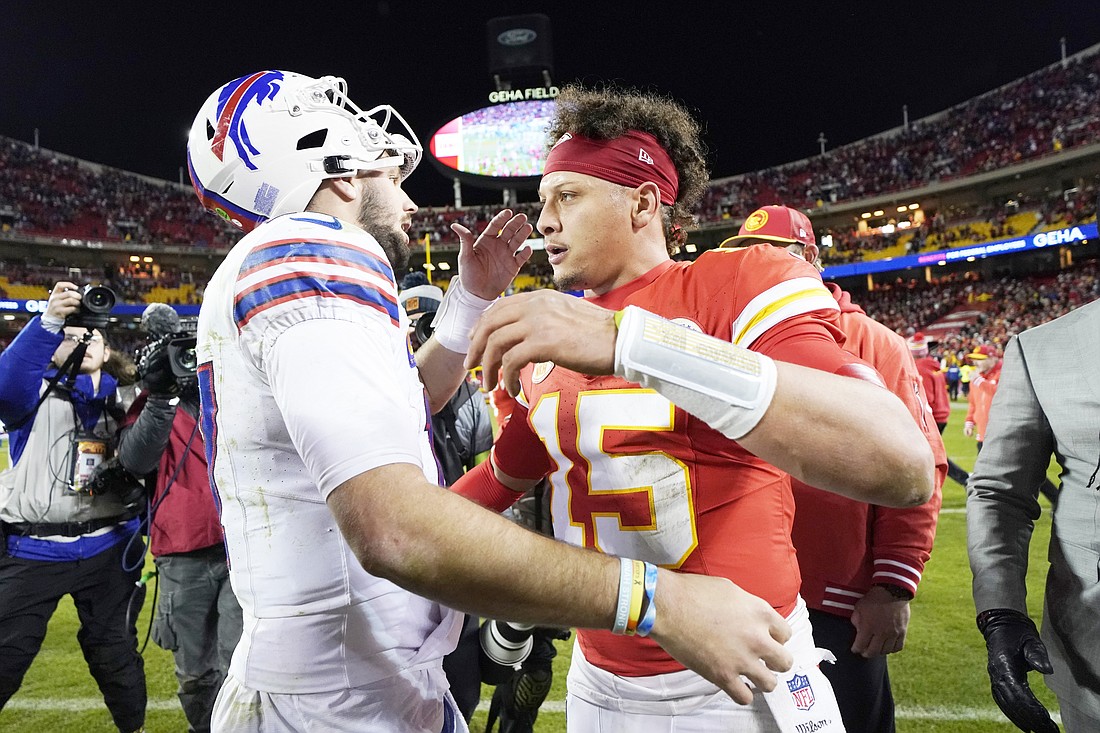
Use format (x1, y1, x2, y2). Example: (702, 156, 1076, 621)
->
(685, 243, 697, 253)
(423, 263, 436, 271)
(861, 212, 871, 219)
(873, 210, 884, 217)
(142, 256, 153, 263)
(129, 255, 140, 262)
(897, 206, 908, 213)
(909, 203, 920, 210)
(438, 262, 452, 270)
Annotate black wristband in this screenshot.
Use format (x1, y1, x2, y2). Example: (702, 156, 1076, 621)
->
(874, 582, 913, 600)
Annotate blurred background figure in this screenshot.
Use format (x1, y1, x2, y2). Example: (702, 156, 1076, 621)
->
(909, 332, 971, 487)
(963, 344, 1002, 452)
(116, 302, 241, 733)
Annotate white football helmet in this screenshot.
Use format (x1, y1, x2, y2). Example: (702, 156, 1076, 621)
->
(186, 70, 421, 232)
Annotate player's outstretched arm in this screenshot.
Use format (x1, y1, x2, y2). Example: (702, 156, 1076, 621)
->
(416, 209, 533, 413)
(467, 292, 933, 507)
(327, 463, 792, 704)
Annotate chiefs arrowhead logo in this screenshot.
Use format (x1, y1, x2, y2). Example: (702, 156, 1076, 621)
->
(744, 209, 769, 232)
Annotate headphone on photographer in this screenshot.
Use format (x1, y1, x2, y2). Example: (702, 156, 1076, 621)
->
(399, 285, 445, 348)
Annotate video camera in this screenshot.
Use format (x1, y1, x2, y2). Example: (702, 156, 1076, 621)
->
(64, 285, 117, 330)
(136, 317, 198, 395)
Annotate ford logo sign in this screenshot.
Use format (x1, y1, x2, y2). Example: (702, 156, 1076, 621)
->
(498, 28, 537, 46)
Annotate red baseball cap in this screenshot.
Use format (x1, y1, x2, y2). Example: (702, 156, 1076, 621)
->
(719, 205, 816, 248)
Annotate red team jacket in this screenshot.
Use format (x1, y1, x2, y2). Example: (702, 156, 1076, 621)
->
(790, 284, 945, 618)
(965, 367, 1001, 442)
(914, 355, 950, 425)
(471, 246, 875, 676)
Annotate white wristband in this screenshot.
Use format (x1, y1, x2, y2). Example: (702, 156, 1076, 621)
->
(613, 305, 777, 440)
(429, 277, 495, 354)
(40, 314, 65, 333)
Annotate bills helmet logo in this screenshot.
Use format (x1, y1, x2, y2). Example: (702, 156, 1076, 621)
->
(211, 70, 285, 170)
(787, 673, 815, 711)
(744, 208, 769, 232)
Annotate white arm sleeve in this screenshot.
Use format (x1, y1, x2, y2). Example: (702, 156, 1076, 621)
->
(613, 305, 778, 440)
(266, 318, 425, 498)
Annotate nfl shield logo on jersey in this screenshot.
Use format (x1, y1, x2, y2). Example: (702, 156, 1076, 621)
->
(787, 673, 815, 711)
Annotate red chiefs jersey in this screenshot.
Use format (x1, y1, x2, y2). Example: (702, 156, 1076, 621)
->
(490, 246, 860, 677)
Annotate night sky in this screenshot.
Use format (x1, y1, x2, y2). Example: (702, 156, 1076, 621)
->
(2, 1, 1098, 208)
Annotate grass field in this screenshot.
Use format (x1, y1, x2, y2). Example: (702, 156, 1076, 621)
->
(0, 401, 1061, 731)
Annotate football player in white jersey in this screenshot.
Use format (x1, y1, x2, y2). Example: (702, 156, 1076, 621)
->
(186, 71, 800, 733)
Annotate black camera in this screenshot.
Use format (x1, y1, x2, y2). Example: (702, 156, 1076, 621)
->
(137, 328, 198, 396)
(85, 457, 147, 513)
(65, 285, 117, 330)
(413, 313, 435, 347)
(165, 334, 198, 378)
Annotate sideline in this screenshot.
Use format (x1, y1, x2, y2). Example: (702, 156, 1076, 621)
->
(3, 697, 1062, 723)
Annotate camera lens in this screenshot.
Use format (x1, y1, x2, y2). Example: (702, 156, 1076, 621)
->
(178, 347, 197, 371)
(80, 285, 117, 314)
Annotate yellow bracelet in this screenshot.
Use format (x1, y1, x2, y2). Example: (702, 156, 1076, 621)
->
(626, 559, 646, 635)
(614, 309, 627, 329)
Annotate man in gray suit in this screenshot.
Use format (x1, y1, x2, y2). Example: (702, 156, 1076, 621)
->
(967, 297, 1100, 733)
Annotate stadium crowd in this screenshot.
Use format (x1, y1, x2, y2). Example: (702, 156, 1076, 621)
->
(2, 47, 1097, 256)
(699, 47, 1100, 219)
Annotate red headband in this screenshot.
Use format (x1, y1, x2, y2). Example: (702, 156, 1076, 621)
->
(543, 131, 679, 205)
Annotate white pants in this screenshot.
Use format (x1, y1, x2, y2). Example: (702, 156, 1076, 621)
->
(211, 664, 466, 733)
(566, 597, 845, 732)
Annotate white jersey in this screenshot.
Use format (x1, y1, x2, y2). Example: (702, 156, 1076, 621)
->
(197, 212, 460, 694)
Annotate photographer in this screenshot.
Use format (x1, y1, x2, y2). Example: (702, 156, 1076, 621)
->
(0, 281, 146, 733)
(116, 303, 241, 733)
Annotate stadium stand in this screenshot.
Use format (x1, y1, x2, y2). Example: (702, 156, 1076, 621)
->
(0, 42, 1098, 357)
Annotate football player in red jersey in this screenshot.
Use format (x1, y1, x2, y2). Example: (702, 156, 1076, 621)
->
(724, 207, 947, 733)
(456, 85, 934, 732)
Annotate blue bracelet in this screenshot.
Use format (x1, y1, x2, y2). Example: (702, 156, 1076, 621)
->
(635, 562, 658, 637)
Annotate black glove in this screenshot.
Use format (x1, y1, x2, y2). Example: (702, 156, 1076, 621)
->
(977, 608, 1059, 733)
(139, 341, 179, 397)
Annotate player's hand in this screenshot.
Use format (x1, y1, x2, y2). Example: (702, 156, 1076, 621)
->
(45, 281, 82, 321)
(850, 585, 910, 657)
(977, 608, 1059, 733)
(964, 421, 975, 437)
(452, 209, 533, 300)
(465, 290, 617, 396)
(647, 569, 793, 705)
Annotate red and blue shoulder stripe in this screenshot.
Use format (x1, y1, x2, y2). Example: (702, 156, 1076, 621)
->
(233, 239, 399, 329)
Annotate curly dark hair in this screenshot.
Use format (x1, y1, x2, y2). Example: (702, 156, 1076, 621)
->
(547, 84, 709, 252)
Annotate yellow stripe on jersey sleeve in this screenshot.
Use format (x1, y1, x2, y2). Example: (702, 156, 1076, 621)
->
(731, 277, 839, 348)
